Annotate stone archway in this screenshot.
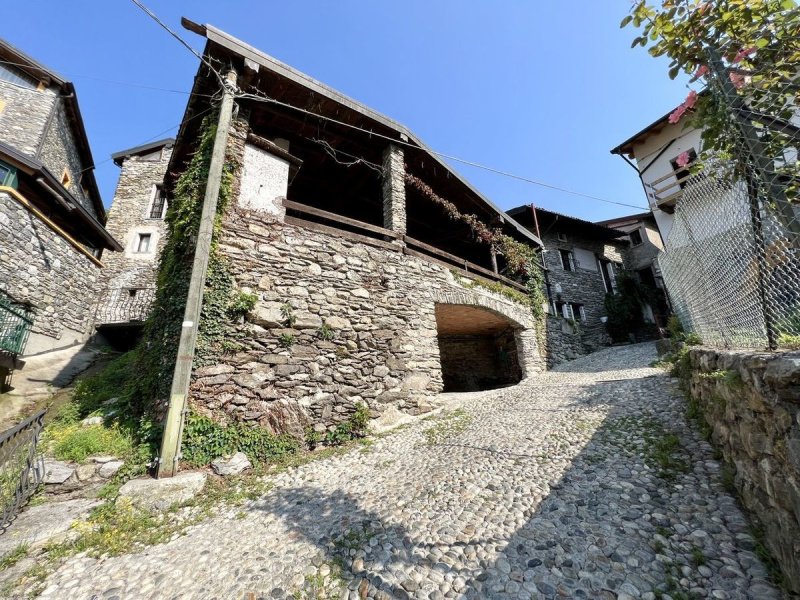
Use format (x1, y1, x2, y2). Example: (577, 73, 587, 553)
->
(434, 303, 525, 392)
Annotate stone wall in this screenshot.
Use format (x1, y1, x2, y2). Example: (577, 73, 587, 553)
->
(0, 80, 55, 156)
(541, 231, 624, 360)
(541, 316, 589, 368)
(0, 191, 101, 353)
(38, 99, 95, 216)
(189, 206, 543, 438)
(438, 330, 522, 392)
(687, 347, 800, 592)
(99, 147, 172, 299)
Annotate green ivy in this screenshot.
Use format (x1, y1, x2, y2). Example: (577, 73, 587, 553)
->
(180, 411, 299, 467)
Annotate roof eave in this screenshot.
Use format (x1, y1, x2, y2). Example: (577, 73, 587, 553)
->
(181, 18, 542, 248)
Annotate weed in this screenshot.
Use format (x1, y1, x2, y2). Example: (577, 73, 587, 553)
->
(750, 524, 787, 590)
(281, 303, 296, 327)
(652, 539, 665, 553)
(422, 409, 472, 445)
(690, 546, 706, 566)
(720, 463, 736, 494)
(227, 291, 258, 318)
(0, 544, 29, 570)
(777, 333, 800, 350)
(655, 525, 673, 538)
(279, 333, 296, 348)
(45, 423, 135, 463)
(318, 324, 335, 341)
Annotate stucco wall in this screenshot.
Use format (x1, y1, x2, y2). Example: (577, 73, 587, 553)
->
(0, 80, 55, 156)
(687, 347, 800, 593)
(0, 191, 101, 353)
(189, 206, 543, 437)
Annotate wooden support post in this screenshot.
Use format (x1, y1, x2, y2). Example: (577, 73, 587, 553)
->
(157, 68, 237, 478)
(490, 247, 499, 274)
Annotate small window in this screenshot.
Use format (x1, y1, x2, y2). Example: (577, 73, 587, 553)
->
(571, 303, 587, 322)
(562, 303, 575, 320)
(134, 233, 152, 254)
(128, 289, 138, 298)
(559, 249, 574, 271)
(630, 229, 643, 246)
(557, 232, 567, 242)
(0, 160, 17, 188)
(149, 185, 167, 219)
(61, 169, 72, 189)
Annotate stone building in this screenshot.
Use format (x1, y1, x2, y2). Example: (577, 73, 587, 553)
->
(599, 211, 671, 326)
(0, 39, 120, 388)
(134, 20, 552, 436)
(94, 139, 174, 345)
(507, 205, 628, 364)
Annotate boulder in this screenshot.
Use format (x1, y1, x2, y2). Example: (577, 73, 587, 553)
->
(75, 464, 97, 481)
(97, 460, 125, 479)
(81, 416, 104, 427)
(211, 452, 252, 476)
(0, 498, 101, 556)
(118, 471, 207, 511)
(42, 460, 74, 485)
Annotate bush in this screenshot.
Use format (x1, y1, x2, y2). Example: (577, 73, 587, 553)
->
(181, 412, 299, 467)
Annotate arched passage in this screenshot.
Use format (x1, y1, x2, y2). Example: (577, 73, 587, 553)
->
(435, 303, 523, 392)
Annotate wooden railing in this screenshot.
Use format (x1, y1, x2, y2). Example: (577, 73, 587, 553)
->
(282, 199, 529, 293)
(645, 161, 698, 212)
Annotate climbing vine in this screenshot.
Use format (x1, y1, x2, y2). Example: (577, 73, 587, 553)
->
(404, 171, 547, 320)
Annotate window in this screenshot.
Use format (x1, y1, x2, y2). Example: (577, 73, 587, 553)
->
(557, 232, 567, 242)
(599, 259, 617, 294)
(630, 229, 643, 246)
(0, 160, 17, 188)
(670, 149, 698, 190)
(0, 63, 39, 89)
(572, 303, 587, 322)
(559, 249, 575, 271)
(128, 289, 138, 298)
(561, 303, 575, 320)
(149, 185, 167, 219)
(61, 168, 72, 189)
(573, 247, 598, 272)
(134, 233, 152, 254)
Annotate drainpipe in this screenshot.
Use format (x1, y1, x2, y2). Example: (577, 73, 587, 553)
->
(157, 68, 238, 478)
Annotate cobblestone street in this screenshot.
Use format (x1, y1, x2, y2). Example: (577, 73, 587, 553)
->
(34, 343, 781, 599)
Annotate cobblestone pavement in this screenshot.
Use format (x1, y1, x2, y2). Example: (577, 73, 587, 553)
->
(34, 343, 782, 599)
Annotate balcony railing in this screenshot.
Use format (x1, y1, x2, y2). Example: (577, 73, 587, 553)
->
(95, 287, 156, 326)
(645, 161, 698, 213)
(0, 293, 33, 357)
(282, 199, 530, 293)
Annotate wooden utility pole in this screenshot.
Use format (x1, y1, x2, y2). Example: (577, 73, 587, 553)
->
(157, 68, 237, 478)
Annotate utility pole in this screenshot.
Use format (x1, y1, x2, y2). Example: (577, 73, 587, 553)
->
(157, 68, 237, 478)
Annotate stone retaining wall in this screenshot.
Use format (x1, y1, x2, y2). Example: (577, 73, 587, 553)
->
(189, 206, 544, 438)
(687, 347, 800, 592)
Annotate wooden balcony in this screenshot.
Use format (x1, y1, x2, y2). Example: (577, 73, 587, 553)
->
(645, 161, 698, 213)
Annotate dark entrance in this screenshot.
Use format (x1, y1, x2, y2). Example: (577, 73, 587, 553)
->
(435, 304, 523, 392)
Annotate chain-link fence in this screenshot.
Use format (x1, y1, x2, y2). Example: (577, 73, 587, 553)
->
(657, 43, 800, 351)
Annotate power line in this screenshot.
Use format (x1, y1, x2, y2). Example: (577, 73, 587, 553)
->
(128, 0, 226, 88)
(237, 91, 648, 211)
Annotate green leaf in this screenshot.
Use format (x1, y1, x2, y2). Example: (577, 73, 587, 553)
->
(668, 65, 680, 80)
(620, 15, 633, 28)
(755, 38, 770, 48)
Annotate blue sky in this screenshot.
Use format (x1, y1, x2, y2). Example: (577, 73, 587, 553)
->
(6, 1, 690, 222)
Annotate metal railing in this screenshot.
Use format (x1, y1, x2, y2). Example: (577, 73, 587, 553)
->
(0, 409, 46, 530)
(95, 287, 156, 326)
(0, 293, 33, 357)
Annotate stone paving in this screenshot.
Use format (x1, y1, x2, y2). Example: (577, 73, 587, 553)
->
(32, 343, 782, 599)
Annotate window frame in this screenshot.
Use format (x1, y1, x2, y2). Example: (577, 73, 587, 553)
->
(559, 249, 575, 271)
(147, 184, 168, 220)
(0, 160, 18, 189)
(134, 232, 153, 254)
(630, 228, 643, 247)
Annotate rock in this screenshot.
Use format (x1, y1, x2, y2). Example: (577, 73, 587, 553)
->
(324, 316, 351, 330)
(211, 452, 252, 476)
(80, 416, 103, 426)
(249, 302, 284, 328)
(294, 312, 322, 329)
(118, 472, 207, 511)
(88, 455, 117, 464)
(350, 288, 370, 299)
(42, 460, 74, 485)
(75, 464, 97, 481)
(97, 460, 125, 479)
(0, 498, 101, 556)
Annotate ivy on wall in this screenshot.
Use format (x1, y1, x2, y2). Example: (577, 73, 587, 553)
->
(404, 171, 547, 320)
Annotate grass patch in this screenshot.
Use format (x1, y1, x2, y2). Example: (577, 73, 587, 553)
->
(690, 546, 706, 566)
(422, 409, 472, 445)
(45, 423, 135, 463)
(0, 544, 29, 570)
